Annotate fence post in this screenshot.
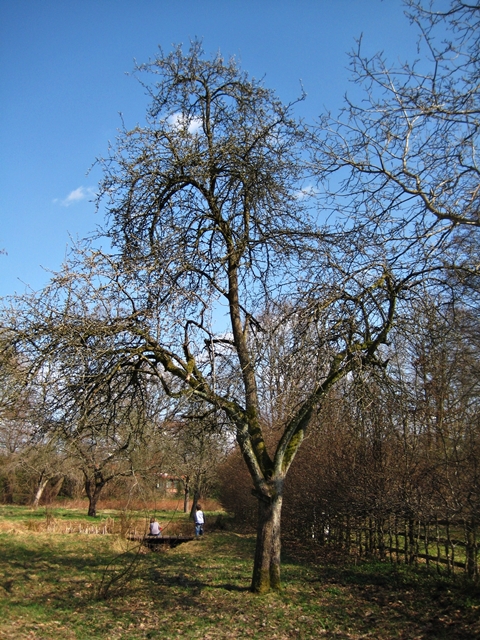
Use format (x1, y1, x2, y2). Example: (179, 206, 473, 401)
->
(445, 519, 452, 575)
(357, 519, 363, 557)
(408, 518, 415, 565)
(394, 515, 400, 564)
(424, 521, 430, 568)
(345, 514, 351, 553)
(465, 518, 477, 579)
(388, 515, 394, 563)
(435, 518, 442, 574)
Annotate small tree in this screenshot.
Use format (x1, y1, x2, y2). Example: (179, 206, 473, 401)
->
(22, 435, 69, 508)
(163, 404, 228, 513)
(0, 335, 37, 503)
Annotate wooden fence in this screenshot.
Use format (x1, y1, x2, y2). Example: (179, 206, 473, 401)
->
(290, 512, 479, 579)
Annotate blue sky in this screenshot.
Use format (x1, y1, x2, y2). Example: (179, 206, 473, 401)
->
(0, 0, 421, 298)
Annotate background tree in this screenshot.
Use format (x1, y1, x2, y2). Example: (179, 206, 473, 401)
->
(394, 293, 480, 523)
(299, 0, 480, 569)
(164, 402, 229, 513)
(21, 433, 70, 508)
(0, 334, 36, 503)
(315, 0, 479, 271)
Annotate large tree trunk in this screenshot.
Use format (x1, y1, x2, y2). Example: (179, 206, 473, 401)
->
(190, 489, 200, 518)
(251, 492, 283, 593)
(86, 485, 104, 517)
(84, 472, 106, 518)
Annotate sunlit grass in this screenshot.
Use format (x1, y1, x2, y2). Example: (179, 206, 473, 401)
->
(0, 506, 479, 639)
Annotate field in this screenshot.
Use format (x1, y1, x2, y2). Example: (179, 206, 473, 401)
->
(0, 506, 479, 639)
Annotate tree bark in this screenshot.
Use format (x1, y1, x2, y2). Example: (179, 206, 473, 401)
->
(48, 475, 64, 503)
(32, 474, 50, 508)
(190, 489, 200, 518)
(183, 475, 190, 514)
(2, 476, 15, 504)
(251, 491, 283, 593)
(86, 487, 103, 517)
(466, 518, 476, 579)
(84, 472, 106, 518)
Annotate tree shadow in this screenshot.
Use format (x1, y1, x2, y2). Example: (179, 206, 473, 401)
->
(217, 583, 250, 592)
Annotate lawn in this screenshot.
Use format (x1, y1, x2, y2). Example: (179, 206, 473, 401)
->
(0, 506, 479, 639)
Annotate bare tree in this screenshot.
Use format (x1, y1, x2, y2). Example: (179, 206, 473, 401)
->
(162, 403, 229, 513)
(5, 43, 405, 593)
(0, 334, 36, 503)
(21, 434, 69, 508)
(395, 293, 480, 520)
(314, 0, 479, 276)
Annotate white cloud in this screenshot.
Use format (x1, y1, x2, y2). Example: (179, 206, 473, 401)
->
(167, 113, 203, 135)
(294, 185, 318, 200)
(56, 186, 96, 207)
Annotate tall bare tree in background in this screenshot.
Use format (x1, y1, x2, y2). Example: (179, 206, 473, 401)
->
(306, 0, 479, 568)
(315, 1, 479, 254)
(166, 402, 229, 514)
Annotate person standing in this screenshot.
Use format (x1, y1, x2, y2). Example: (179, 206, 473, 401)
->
(194, 505, 205, 537)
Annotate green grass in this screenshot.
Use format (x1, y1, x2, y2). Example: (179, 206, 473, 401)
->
(0, 504, 197, 537)
(0, 505, 96, 521)
(0, 506, 479, 639)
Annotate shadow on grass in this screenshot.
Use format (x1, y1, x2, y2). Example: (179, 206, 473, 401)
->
(4, 529, 479, 639)
(150, 570, 249, 591)
(219, 583, 250, 592)
(0, 533, 146, 613)
(283, 542, 480, 640)
(0, 536, 117, 573)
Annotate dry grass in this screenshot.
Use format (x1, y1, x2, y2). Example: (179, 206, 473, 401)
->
(56, 497, 223, 512)
(0, 501, 222, 538)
